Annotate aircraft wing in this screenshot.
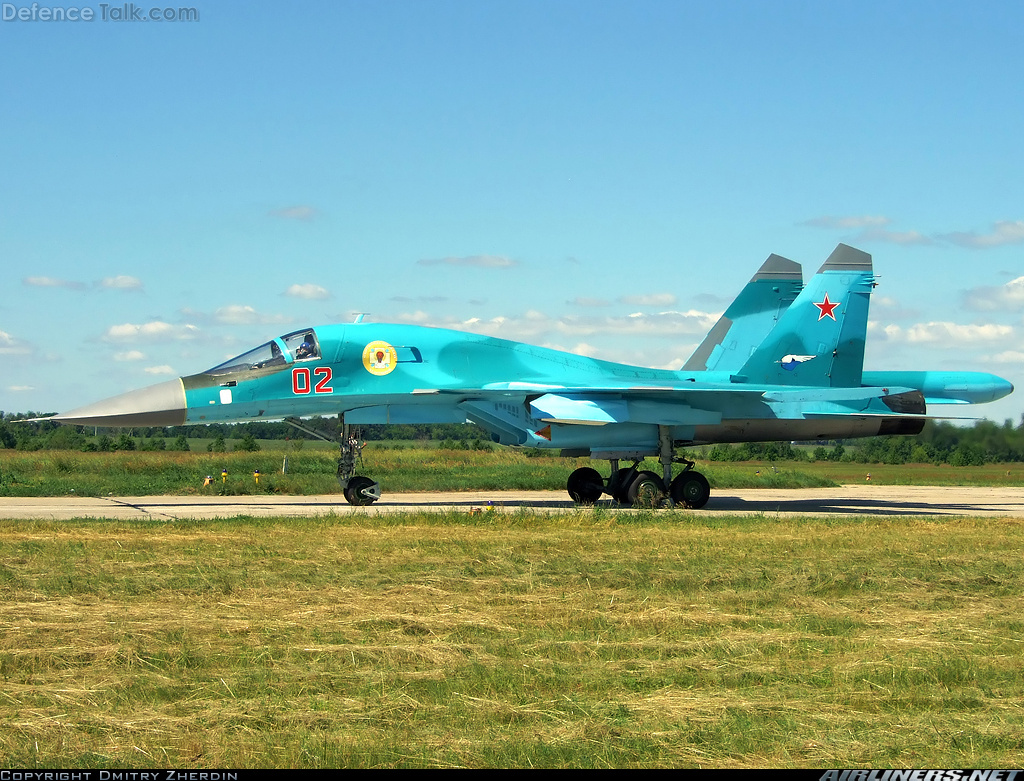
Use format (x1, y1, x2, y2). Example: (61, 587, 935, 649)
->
(409, 382, 924, 427)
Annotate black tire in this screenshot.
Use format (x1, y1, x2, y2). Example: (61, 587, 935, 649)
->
(344, 475, 379, 506)
(670, 471, 710, 509)
(627, 471, 666, 508)
(609, 467, 636, 503)
(567, 467, 604, 504)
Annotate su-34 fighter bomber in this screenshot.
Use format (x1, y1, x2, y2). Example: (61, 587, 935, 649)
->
(47, 244, 1013, 508)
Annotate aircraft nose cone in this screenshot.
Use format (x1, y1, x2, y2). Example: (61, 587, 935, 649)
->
(52, 379, 187, 427)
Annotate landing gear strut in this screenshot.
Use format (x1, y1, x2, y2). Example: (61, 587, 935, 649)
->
(565, 426, 711, 509)
(337, 429, 380, 506)
(285, 415, 381, 506)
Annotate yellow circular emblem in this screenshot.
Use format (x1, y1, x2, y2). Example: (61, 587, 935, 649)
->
(362, 341, 398, 376)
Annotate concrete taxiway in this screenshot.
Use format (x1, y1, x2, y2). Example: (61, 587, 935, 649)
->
(0, 485, 1021, 520)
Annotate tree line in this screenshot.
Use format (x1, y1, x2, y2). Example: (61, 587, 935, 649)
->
(2, 411, 1024, 464)
(700, 416, 1024, 465)
(0, 413, 493, 453)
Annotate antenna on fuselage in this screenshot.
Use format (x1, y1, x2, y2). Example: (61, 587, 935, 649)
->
(352, 312, 367, 323)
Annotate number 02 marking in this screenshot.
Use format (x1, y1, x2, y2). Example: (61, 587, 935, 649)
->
(292, 367, 333, 395)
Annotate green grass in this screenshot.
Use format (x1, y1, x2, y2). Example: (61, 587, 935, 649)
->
(2, 447, 1022, 498)
(0, 448, 845, 497)
(0, 511, 1022, 767)
(788, 459, 1024, 486)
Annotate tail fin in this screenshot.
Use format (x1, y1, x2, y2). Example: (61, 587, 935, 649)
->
(683, 254, 803, 371)
(737, 244, 874, 387)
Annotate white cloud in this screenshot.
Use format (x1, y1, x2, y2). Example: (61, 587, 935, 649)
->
(567, 297, 611, 307)
(285, 283, 331, 300)
(566, 341, 601, 357)
(802, 215, 891, 230)
(869, 297, 920, 320)
(882, 321, 1014, 344)
(391, 295, 450, 303)
(104, 321, 200, 342)
(396, 309, 720, 343)
(801, 215, 932, 245)
(963, 276, 1024, 312)
(23, 276, 86, 290)
(213, 305, 293, 326)
(100, 275, 144, 291)
(856, 227, 934, 246)
(418, 255, 518, 269)
(144, 365, 176, 375)
(618, 293, 678, 307)
(269, 205, 319, 221)
(987, 350, 1024, 364)
(0, 330, 30, 355)
(113, 350, 146, 361)
(941, 220, 1024, 249)
(6, 385, 33, 392)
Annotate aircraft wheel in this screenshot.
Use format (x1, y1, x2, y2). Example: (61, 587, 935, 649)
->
(670, 471, 710, 509)
(609, 468, 636, 503)
(627, 471, 666, 508)
(344, 475, 380, 506)
(567, 467, 604, 504)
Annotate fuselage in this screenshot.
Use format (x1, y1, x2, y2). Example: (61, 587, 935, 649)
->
(52, 321, 1014, 454)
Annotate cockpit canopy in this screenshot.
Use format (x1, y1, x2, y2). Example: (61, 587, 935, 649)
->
(207, 329, 321, 376)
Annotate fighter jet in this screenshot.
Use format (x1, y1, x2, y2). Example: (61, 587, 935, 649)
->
(48, 244, 1014, 508)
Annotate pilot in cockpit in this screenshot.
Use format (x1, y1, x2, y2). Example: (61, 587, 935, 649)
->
(295, 334, 316, 360)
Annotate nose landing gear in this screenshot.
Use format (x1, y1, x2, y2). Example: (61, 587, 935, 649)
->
(337, 431, 380, 506)
(285, 415, 381, 506)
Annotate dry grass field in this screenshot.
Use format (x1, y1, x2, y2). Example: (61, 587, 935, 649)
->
(1, 509, 1022, 768)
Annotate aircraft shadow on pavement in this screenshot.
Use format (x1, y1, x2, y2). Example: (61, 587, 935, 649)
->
(703, 496, 996, 517)
(109, 494, 1010, 518)
(374, 495, 1004, 516)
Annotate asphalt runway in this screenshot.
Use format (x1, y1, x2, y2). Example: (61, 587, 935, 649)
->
(0, 485, 1022, 520)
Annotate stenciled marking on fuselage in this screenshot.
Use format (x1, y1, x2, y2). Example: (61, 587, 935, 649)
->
(362, 340, 397, 376)
(292, 366, 333, 395)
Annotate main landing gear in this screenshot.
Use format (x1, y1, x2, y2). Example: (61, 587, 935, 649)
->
(285, 415, 381, 506)
(565, 426, 711, 509)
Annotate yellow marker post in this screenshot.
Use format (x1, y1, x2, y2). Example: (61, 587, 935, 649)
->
(254, 469, 260, 485)
(203, 476, 213, 487)
(221, 468, 228, 483)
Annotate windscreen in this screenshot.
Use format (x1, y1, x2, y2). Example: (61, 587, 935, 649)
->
(206, 329, 320, 376)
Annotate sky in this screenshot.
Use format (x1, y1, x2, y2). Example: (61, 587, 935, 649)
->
(1, 0, 1022, 425)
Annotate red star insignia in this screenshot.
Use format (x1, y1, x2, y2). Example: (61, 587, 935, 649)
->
(814, 293, 839, 321)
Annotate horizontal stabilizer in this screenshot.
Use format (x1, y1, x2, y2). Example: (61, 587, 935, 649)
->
(762, 386, 916, 404)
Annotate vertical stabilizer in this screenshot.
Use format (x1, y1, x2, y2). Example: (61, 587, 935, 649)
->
(737, 244, 874, 387)
(683, 254, 803, 371)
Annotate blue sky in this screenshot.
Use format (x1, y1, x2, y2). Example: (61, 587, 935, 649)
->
(1, 0, 1022, 424)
